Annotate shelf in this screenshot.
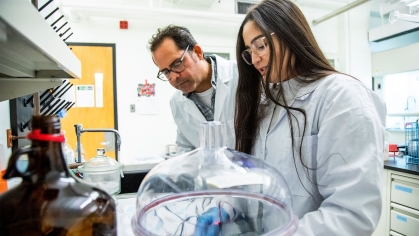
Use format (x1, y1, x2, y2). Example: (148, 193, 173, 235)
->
(387, 113, 419, 117)
(386, 128, 405, 132)
(0, 0, 81, 102)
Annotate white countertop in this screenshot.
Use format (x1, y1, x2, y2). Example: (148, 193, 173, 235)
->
(116, 193, 137, 236)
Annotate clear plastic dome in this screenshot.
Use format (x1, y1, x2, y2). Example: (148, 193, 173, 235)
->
(131, 122, 298, 236)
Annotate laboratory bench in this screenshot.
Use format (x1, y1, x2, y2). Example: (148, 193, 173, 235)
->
(384, 156, 419, 176)
(374, 157, 419, 236)
(120, 157, 419, 196)
(119, 159, 419, 236)
(117, 170, 149, 236)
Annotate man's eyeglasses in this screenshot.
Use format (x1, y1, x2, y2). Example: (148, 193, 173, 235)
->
(157, 45, 190, 81)
(241, 33, 274, 65)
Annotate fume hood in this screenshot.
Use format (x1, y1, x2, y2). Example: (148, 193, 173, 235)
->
(369, 1, 419, 42)
(0, 0, 81, 102)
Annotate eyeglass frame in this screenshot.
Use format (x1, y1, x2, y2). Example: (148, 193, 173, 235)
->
(156, 44, 190, 81)
(241, 32, 275, 65)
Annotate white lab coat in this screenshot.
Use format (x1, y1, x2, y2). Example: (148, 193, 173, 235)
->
(254, 74, 386, 235)
(170, 55, 238, 150)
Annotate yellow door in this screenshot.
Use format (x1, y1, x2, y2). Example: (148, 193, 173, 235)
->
(61, 44, 117, 161)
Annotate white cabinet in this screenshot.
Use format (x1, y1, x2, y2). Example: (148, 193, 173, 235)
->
(390, 203, 419, 236)
(391, 175, 419, 211)
(0, 0, 81, 102)
(375, 169, 419, 236)
(389, 173, 419, 236)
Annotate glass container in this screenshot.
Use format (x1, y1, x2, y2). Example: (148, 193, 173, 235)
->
(78, 148, 124, 196)
(405, 121, 419, 165)
(75, 142, 86, 163)
(131, 121, 298, 236)
(0, 115, 117, 235)
(62, 130, 75, 164)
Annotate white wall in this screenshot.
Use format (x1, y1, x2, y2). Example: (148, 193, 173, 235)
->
(347, 2, 374, 87)
(0, 101, 12, 169)
(372, 42, 419, 76)
(0, 0, 375, 165)
(300, 2, 373, 85)
(65, 7, 240, 163)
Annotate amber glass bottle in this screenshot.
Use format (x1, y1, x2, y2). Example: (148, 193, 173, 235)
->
(0, 116, 117, 235)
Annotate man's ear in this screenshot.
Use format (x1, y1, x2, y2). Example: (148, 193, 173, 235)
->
(193, 44, 204, 60)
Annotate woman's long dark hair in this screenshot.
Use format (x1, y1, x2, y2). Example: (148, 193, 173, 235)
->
(234, 0, 338, 194)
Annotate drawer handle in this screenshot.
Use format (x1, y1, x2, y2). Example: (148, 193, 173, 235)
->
(395, 185, 413, 193)
(396, 214, 408, 222)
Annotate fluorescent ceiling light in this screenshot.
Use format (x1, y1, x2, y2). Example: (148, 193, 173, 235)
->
(407, 0, 419, 6)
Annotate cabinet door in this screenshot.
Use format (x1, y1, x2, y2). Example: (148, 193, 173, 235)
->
(390, 203, 419, 236)
(391, 174, 419, 211)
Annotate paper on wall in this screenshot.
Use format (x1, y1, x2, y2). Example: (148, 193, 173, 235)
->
(137, 97, 158, 115)
(75, 85, 95, 107)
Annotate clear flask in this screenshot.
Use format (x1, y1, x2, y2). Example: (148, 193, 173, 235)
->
(0, 115, 117, 235)
(75, 142, 86, 163)
(131, 121, 298, 236)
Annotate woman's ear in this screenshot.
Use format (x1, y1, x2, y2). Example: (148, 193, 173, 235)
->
(193, 44, 204, 60)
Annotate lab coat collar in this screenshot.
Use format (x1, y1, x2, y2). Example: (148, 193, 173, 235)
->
(212, 54, 232, 83)
(211, 55, 232, 121)
(178, 55, 233, 121)
(293, 77, 322, 101)
(214, 77, 228, 121)
(262, 77, 322, 136)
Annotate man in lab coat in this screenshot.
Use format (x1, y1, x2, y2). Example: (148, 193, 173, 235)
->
(148, 25, 238, 152)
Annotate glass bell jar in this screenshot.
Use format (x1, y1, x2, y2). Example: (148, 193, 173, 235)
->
(131, 121, 298, 236)
(78, 148, 124, 197)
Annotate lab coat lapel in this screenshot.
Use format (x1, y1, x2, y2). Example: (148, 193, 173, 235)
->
(214, 81, 228, 121)
(258, 101, 275, 143)
(179, 95, 206, 121)
(267, 78, 323, 134)
(267, 107, 287, 135)
(213, 55, 231, 121)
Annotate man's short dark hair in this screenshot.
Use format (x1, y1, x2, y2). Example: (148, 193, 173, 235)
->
(148, 25, 197, 52)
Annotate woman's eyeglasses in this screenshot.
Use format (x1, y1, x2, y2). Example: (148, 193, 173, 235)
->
(241, 33, 274, 65)
(157, 45, 190, 81)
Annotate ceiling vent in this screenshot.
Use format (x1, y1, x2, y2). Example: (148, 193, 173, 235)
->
(369, 1, 419, 42)
(236, 0, 259, 14)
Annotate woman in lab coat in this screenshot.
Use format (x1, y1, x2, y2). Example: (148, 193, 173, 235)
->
(234, 0, 386, 235)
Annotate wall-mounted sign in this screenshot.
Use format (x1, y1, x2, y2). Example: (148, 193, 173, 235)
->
(75, 85, 94, 107)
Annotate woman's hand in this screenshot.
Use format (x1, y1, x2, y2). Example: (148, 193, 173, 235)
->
(194, 207, 230, 236)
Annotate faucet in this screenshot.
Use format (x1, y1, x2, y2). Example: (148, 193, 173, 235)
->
(405, 96, 416, 112)
(74, 124, 121, 162)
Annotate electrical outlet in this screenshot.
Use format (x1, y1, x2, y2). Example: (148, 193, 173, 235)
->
(130, 104, 135, 113)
